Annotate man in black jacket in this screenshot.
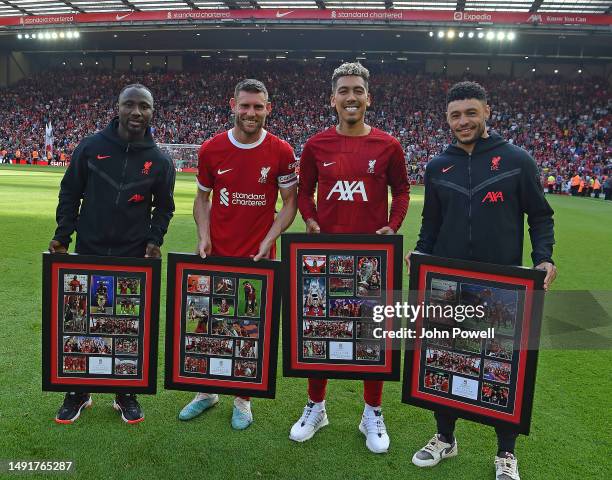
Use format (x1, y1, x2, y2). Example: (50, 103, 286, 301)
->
(48, 84, 176, 424)
(406, 82, 556, 480)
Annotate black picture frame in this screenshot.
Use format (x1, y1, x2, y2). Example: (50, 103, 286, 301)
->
(42, 253, 161, 394)
(281, 233, 403, 381)
(164, 253, 282, 399)
(401, 253, 545, 434)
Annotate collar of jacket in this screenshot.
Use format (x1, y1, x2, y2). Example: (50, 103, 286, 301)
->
(444, 132, 507, 156)
(100, 118, 156, 151)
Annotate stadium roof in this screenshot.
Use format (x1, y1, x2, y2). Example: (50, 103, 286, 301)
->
(0, 0, 610, 17)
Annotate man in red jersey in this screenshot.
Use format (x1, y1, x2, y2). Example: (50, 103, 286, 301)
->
(290, 63, 409, 454)
(178, 79, 297, 431)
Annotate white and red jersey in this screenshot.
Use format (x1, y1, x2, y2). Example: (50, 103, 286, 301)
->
(298, 127, 409, 234)
(197, 129, 297, 258)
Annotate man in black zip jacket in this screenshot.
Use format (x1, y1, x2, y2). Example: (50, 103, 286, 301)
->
(407, 82, 556, 480)
(48, 84, 176, 424)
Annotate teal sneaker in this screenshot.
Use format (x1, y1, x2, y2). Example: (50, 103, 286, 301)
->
(231, 402, 253, 430)
(178, 393, 219, 421)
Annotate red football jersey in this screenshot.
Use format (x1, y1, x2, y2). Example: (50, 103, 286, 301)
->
(197, 129, 297, 258)
(298, 127, 410, 233)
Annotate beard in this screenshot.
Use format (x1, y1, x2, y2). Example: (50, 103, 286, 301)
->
(454, 123, 485, 145)
(236, 116, 264, 133)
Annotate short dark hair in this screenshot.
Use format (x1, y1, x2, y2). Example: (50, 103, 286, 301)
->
(234, 78, 269, 101)
(119, 83, 153, 103)
(446, 81, 487, 105)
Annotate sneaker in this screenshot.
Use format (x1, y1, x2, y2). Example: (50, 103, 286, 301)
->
(495, 452, 520, 480)
(231, 398, 253, 430)
(289, 401, 329, 442)
(55, 392, 92, 424)
(113, 394, 144, 424)
(178, 393, 219, 421)
(412, 434, 458, 467)
(358, 408, 390, 454)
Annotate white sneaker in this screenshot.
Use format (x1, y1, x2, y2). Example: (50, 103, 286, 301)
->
(412, 434, 458, 467)
(495, 453, 520, 480)
(358, 407, 390, 454)
(289, 401, 329, 442)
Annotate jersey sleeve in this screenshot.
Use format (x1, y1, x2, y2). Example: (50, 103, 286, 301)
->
(196, 141, 214, 192)
(386, 139, 410, 233)
(277, 141, 298, 189)
(297, 140, 319, 223)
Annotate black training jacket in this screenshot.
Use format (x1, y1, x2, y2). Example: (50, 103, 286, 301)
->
(415, 133, 554, 266)
(53, 118, 176, 257)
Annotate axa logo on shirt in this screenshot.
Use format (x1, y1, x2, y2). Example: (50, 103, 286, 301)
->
(219, 188, 267, 207)
(482, 191, 505, 203)
(326, 180, 368, 202)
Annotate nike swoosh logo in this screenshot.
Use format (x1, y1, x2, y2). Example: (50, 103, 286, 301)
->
(323, 162, 335, 167)
(116, 13, 133, 21)
(96, 155, 111, 160)
(276, 11, 294, 18)
(218, 169, 233, 175)
(442, 165, 454, 173)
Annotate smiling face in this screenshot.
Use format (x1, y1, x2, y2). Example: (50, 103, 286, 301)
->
(331, 75, 371, 128)
(446, 98, 490, 146)
(117, 87, 154, 141)
(230, 90, 271, 140)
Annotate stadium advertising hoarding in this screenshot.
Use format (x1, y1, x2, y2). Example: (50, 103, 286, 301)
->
(0, 9, 610, 27)
(42, 253, 161, 394)
(282, 233, 403, 381)
(165, 253, 282, 398)
(402, 253, 545, 434)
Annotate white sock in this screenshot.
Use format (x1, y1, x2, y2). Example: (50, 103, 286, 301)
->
(364, 403, 381, 415)
(309, 398, 325, 411)
(194, 392, 217, 401)
(234, 397, 251, 412)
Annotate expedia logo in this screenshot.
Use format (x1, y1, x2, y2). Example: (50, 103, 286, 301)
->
(219, 187, 230, 207)
(454, 12, 492, 22)
(326, 180, 368, 202)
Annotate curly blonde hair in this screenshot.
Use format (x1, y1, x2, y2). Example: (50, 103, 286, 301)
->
(331, 62, 370, 92)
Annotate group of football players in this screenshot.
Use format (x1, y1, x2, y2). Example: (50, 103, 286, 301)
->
(49, 60, 559, 479)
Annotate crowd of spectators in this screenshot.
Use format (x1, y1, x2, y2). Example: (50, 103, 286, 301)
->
(0, 62, 609, 190)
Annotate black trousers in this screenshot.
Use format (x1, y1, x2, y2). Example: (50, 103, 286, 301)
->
(435, 411, 518, 453)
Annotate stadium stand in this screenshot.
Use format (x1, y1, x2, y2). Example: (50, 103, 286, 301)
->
(0, 63, 609, 186)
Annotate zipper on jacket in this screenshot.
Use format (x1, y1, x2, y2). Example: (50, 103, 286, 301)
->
(107, 143, 130, 255)
(468, 152, 473, 259)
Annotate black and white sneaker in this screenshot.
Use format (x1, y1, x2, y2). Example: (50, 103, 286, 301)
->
(495, 452, 520, 480)
(55, 392, 92, 424)
(113, 394, 144, 424)
(412, 434, 458, 467)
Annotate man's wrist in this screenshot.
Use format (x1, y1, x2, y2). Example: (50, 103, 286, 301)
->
(535, 258, 554, 266)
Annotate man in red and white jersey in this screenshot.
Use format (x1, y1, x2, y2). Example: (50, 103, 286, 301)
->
(178, 79, 298, 430)
(290, 63, 409, 454)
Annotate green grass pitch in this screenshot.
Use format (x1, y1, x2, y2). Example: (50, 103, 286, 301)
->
(0, 165, 610, 479)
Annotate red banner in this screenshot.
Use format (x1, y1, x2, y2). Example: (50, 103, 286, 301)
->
(0, 9, 610, 27)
